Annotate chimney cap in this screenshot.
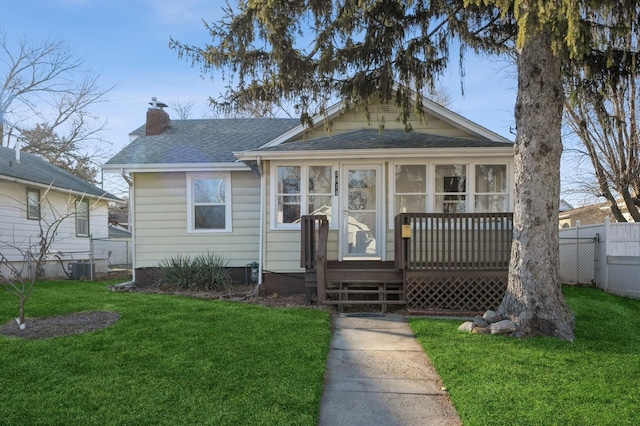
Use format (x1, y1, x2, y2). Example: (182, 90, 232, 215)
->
(149, 97, 168, 109)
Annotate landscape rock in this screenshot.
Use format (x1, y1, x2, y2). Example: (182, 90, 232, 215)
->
(457, 321, 475, 332)
(483, 310, 502, 324)
(473, 315, 488, 328)
(471, 326, 490, 335)
(489, 319, 517, 335)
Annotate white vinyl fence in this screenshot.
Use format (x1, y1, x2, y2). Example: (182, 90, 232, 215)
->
(559, 218, 640, 299)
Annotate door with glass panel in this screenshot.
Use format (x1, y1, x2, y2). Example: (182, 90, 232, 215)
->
(341, 165, 382, 259)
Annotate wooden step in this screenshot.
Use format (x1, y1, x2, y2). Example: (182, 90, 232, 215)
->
(325, 268, 402, 283)
(327, 260, 396, 269)
(325, 289, 404, 295)
(323, 300, 406, 305)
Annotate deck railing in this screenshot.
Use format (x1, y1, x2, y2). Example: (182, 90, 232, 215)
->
(300, 215, 328, 269)
(394, 212, 514, 271)
(300, 215, 329, 302)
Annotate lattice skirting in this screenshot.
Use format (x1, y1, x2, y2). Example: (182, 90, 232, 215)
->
(405, 270, 507, 315)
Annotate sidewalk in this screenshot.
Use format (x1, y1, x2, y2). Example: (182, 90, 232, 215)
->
(318, 313, 462, 426)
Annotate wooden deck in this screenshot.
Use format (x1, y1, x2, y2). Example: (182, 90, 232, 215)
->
(301, 213, 513, 315)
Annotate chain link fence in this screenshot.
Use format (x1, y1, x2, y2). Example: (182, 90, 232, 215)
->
(90, 237, 132, 280)
(559, 235, 599, 285)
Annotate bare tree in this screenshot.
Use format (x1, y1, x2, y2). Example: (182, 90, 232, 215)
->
(170, 99, 195, 119)
(0, 187, 101, 328)
(564, 60, 640, 221)
(0, 29, 112, 183)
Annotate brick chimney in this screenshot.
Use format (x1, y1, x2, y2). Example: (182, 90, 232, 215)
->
(145, 97, 170, 136)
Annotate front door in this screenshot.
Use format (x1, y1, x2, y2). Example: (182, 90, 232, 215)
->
(341, 165, 383, 259)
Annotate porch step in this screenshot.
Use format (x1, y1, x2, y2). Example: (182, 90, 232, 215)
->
(324, 280, 405, 313)
(325, 268, 403, 284)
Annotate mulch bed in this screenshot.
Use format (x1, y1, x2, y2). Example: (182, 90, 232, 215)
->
(0, 311, 120, 340)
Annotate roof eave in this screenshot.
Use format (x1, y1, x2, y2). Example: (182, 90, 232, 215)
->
(102, 162, 252, 173)
(234, 146, 514, 161)
(0, 174, 122, 203)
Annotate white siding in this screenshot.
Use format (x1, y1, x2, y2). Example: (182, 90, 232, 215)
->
(133, 171, 261, 268)
(0, 180, 110, 268)
(290, 106, 480, 141)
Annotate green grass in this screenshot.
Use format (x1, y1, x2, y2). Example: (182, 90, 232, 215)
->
(0, 280, 331, 425)
(410, 286, 640, 426)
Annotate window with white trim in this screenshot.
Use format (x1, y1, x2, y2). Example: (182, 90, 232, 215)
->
(27, 188, 40, 220)
(75, 199, 90, 237)
(393, 164, 427, 216)
(308, 165, 333, 216)
(274, 164, 334, 228)
(187, 172, 231, 232)
(475, 164, 508, 212)
(435, 164, 467, 213)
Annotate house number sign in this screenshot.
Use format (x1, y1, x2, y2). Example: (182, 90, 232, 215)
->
(334, 171, 339, 196)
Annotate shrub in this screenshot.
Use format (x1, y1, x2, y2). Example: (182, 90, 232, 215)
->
(158, 254, 197, 290)
(193, 251, 231, 291)
(158, 252, 231, 292)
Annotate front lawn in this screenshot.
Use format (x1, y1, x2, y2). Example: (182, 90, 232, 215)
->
(0, 280, 331, 425)
(411, 286, 640, 426)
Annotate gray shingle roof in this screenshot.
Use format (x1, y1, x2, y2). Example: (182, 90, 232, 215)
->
(0, 146, 120, 201)
(258, 128, 513, 152)
(105, 118, 300, 165)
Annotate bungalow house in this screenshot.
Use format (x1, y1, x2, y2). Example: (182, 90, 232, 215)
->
(0, 146, 122, 279)
(104, 97, 515, 313)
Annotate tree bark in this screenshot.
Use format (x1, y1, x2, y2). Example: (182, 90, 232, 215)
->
(499, 28, 575, 340)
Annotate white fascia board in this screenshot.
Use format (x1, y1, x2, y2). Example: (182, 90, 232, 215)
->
(259, 102, 345, 149)
(102, 162, 251, 173)
(234, 147, 513, 161)
(0, 175, 121, 203)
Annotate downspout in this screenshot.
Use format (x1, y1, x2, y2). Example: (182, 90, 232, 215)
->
(246, 157, 265, 298)
(257, 156, 265, 290)
(111, 168, 136, 290)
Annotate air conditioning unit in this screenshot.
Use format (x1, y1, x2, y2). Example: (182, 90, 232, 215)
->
(68, 262, 92, 280)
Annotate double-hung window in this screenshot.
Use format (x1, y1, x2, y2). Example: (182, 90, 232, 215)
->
(75, 199, 90, 237)
(274, 164, 334, 228)
(187, 172, 231, 232)
(474, 164, 508, 212)
(308, 165, 333, 216)
(276, 166, 302, 225)
(435, 164, 467, 213)
(393, 164, 428, 216)
(27, 188, 40, 220)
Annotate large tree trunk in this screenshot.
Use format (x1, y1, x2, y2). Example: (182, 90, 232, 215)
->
(498, 28, 575, 340)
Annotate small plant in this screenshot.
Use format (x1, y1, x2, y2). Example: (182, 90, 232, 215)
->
(193, 251, 231, 291)
(158, 251, 231, 292)
(158, 254, 198, 290)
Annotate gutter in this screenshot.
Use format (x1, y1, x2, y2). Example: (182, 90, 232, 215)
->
(0, 175, 122, 204)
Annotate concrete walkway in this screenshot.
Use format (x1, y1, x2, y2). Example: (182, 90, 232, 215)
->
(318, 313, 462, 426)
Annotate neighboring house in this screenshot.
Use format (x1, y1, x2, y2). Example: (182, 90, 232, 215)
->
(559, 200, 635, 228)
(0, 146, 122, 278)
(104, 95, 515, 299)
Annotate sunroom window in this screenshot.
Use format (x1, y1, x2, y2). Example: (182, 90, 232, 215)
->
(276, 166, 301, 224)
(435, 164, 467, 213)
(475, 164, 508, 212)
(308, 165, 333, 216)
(393, 164, 427, 216)
(274, 164, 333, 227)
